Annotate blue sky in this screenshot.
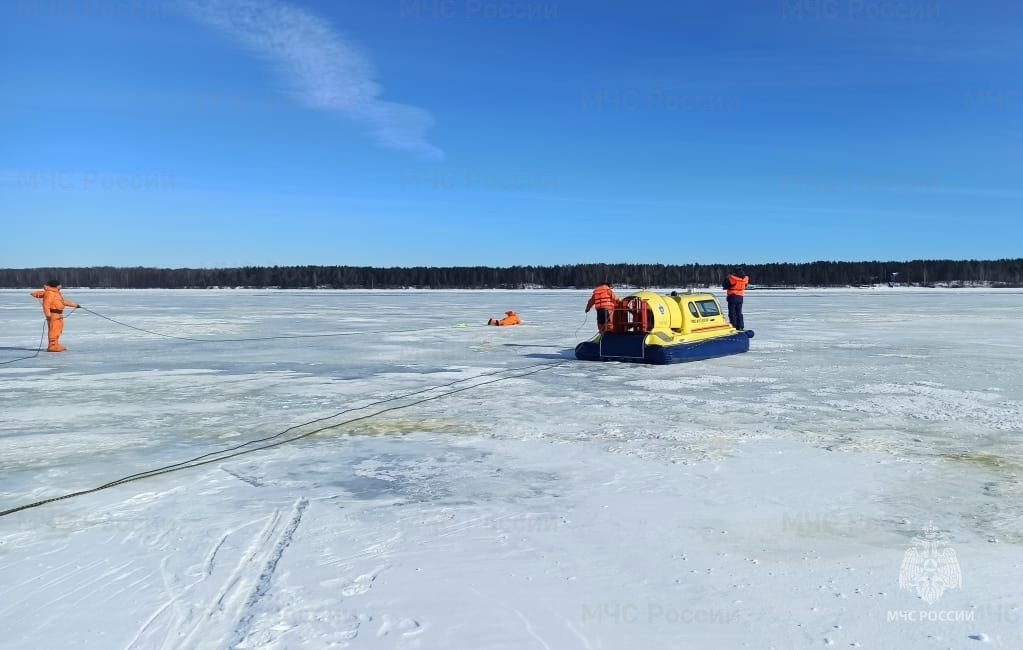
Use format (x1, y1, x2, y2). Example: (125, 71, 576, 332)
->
(2, 0, 1020, 267)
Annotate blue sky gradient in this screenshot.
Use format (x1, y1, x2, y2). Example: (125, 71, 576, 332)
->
(2, 0, 1020, 267)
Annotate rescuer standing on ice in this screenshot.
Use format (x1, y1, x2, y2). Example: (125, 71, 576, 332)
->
(585, 281, 617, 333)
(31, 280, 80, 352)
(723, 269, 749, 331)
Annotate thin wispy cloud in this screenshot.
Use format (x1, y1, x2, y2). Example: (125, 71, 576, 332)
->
(180, 0, 442, 159)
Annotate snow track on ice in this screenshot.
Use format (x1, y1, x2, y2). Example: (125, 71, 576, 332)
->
(125, 498, 308, 650)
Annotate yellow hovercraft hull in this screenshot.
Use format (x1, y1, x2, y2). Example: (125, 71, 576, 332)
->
(575, 290, 754, 364)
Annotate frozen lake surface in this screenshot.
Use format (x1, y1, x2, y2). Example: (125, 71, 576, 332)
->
(1, 288, 1022, 649)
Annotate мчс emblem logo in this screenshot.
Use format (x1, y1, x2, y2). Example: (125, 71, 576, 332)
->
(898, 522, 962, 604)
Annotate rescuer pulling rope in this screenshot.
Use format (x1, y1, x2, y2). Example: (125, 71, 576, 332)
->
(30, 280, 81, 352)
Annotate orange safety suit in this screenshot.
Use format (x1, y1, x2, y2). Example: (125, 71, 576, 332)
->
(31, 285, 79, 352)
(585, 284, 618, 332)
(488, 311, 522, 326)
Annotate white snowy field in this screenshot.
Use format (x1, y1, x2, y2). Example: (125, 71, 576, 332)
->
(1, 288, 1021, 650)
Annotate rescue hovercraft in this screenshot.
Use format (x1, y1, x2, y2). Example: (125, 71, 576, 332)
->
(575, 290, 754, 364)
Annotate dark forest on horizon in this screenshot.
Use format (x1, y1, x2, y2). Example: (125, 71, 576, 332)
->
(2, 259, 1021, 289)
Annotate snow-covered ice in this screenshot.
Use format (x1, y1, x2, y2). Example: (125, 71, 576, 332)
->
(1, 288, 1021, 649)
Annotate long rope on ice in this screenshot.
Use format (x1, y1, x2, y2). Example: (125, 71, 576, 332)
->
(2, 302, 581, 366)
(0, 307, 486, 365)
(78, 306, 481, 343)
(0, 360, 567, 519)
(0, 307, 88, 365)
(0, 318, 50, 365)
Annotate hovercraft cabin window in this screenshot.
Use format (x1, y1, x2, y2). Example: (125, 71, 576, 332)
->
(688, 303, 700, 318)
(696, 300, 721, 317)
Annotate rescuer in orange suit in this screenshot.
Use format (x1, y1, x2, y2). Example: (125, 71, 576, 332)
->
(585, 281, 618, 333)
(723, 269, 749, 330)
(488, 311, 522, 326)
(30, 280, 80, 352)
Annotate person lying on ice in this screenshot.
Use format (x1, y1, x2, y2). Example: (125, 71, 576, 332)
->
(487, 311, 522, 326)
(30, 280, 81, 352)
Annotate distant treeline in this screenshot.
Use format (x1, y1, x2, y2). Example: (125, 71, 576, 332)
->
(1, 259, 1021, 289)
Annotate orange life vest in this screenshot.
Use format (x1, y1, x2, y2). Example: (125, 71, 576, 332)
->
(727, 275, 749, 297)
(587, 284, 617, 311)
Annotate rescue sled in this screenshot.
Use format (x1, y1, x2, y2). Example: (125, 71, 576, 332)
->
(575, 290, 754, 364)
